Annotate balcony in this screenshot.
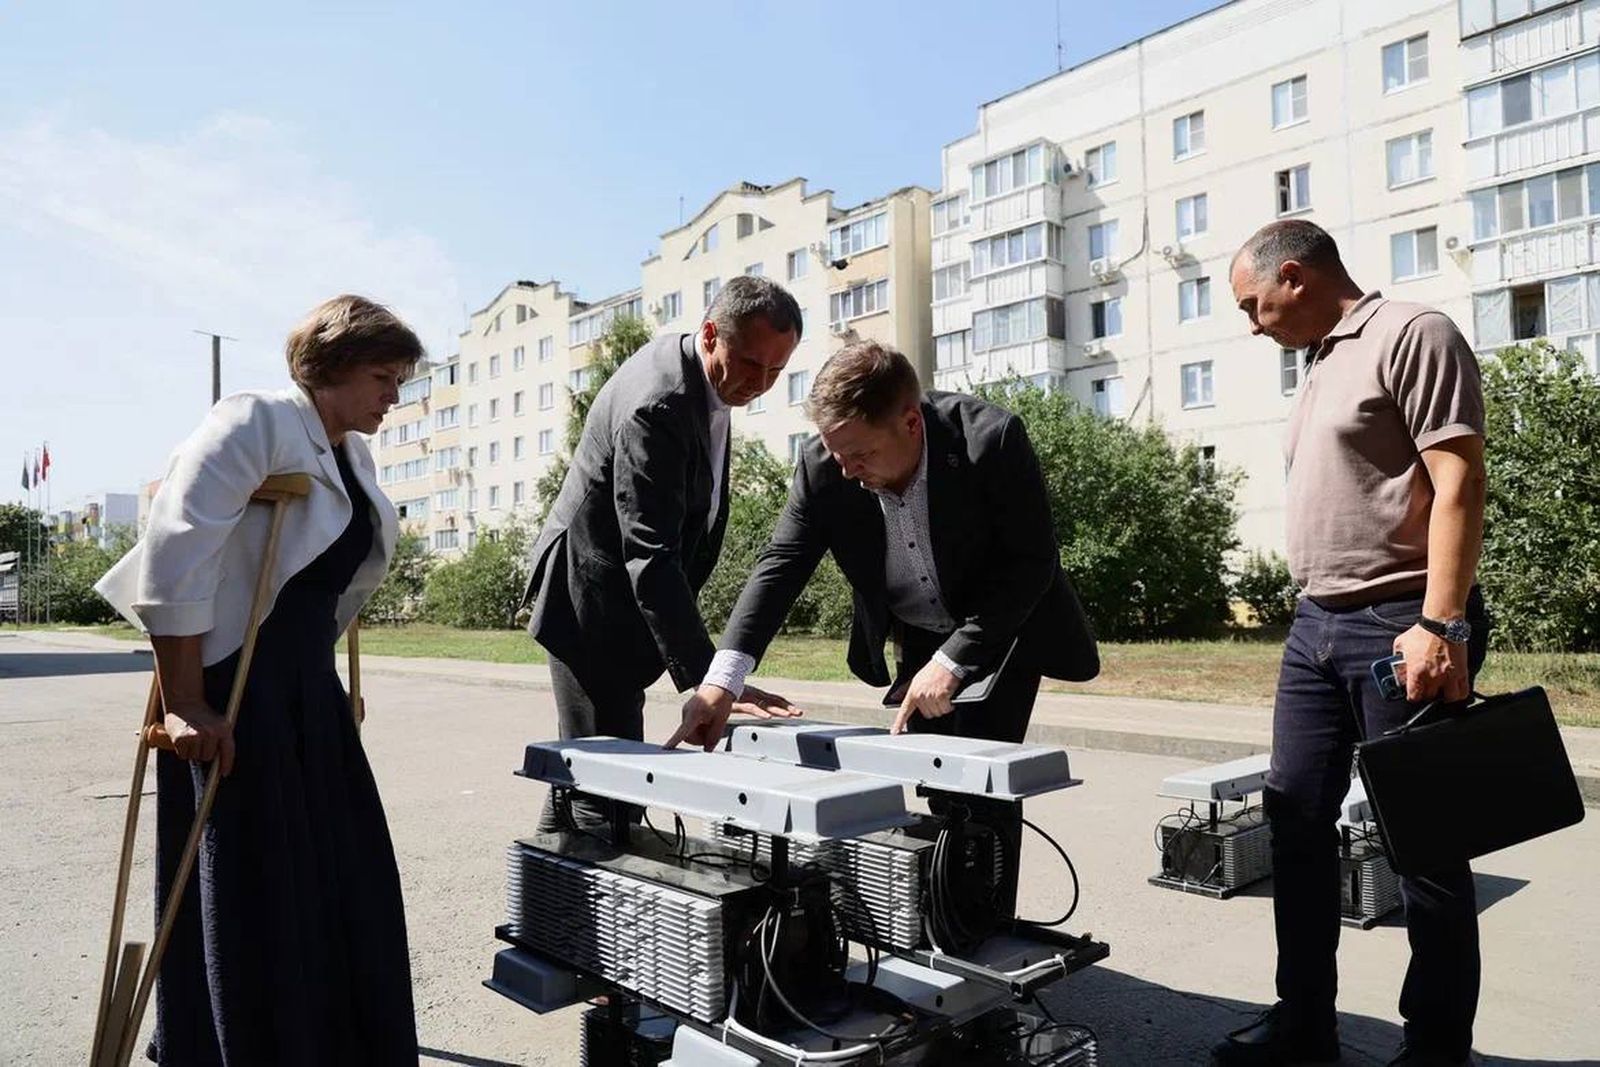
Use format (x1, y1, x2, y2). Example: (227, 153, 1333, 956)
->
(1465, 110, 1600, 184)
(969, 262, 1068, 309)
(941, 339, 1067, 389)
(1461, 1, 1595, 82)
(971, 183, 1063, 240)
(1472, 219, 1600, 283)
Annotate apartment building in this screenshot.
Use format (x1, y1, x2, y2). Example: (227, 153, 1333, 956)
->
(641, 179, 932, 465)
(1460, 0, 1600, 363)
(932, 0, 1472, 553)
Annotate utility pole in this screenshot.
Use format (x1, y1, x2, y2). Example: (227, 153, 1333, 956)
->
(193, 330, 237, 404)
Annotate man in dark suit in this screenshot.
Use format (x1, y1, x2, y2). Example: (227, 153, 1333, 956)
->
(523, 275, 804, 829)
(667, 339, 1098, 753)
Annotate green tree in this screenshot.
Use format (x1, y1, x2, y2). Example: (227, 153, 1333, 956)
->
(0, 504, 46, 555)
(419, 517, 533, 629)
(699, 437, 853, 639)
(1479, 341, 1600, 651)
(1234, 550, 1298, 627)
(535, 314, 655, 523)
(360, 531, 433, 625)
(28, 526, 136, 625)
(976, 380, 1240, 640)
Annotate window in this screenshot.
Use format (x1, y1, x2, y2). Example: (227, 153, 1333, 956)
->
(787, 370, 811, 406)
(787, 433, 808, 465)
(1391, 226, 1440, 280)
(933, 262, 970, 302)
(538, 336, 553, 362)
(489, 398, 500, 421)
(538, 383, 554, 410)
(703, 222, 719, 253)
(467, 487, 478, 511)
(1276, 165, 1311, 214)
(489, 354, 501, 379)
(515, 304, 528, 324)
(513, 481, 525, 506)
(489, 485, 501, 509)
(488, 441, 500, 465)
(1272, 76, 1308, 128)
(1503, 72, 1535, 126)
(436, 362, 459, 386)
(748, 395, 766, 414)
(934, 330, 971, 370)
(512, 391, 525, 416)
(703, 278, 721, 309)
(786, 249, 808, 280)
(467, 403, 479, 427)
(1198, 446, 1217, 473)
(467, 446, 478, 469)
(1179, 277, 1212, 322)
(1088, 221, 1118, 266)
(467, 362, 478, 385)
(829, 212, 888, 259)
(737, 213, 754, 239)
(1176, 194, 1208, 240)
(1092, 376, 1126, 418)
(435, 489, 459, 510)
(1281, 348, 1309, 394)
(1181, 361, 1215, 408)
(829, 279, 890, 323)
(1471, 165, 1594, 239)
(513, 436, 526, 460)
(1090, 298, 1123, 340)
(568, 367, 591, 392)
(398, 377, 431, 406)
(744, 262, 763, 277)
(1383, 34, 1429, 94)
(513, 346, 525, 371)
(434, 529, 459, 551)
(1386, 130, 1434, 187)
(434, 405, 459, 430)
(970, 143, 1049, 201)
(1173, 111, 1206, 159)
(932, 194, 969, 234)
(1085, 142, 1117, 187)
(972, 298, 1066, 352)
(433, 447, 461, 471)
(972, 222, 1063, 274)
(538, 429, 553, 455)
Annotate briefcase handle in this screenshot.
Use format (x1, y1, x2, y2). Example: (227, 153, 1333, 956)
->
(1387, 689, 1489, 736)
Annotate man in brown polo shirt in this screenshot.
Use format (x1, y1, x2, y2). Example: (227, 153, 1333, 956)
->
(1213, 220, 1489, 1067)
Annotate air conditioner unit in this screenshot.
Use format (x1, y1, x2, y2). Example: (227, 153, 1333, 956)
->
(647, 301, 662, 317)
(1082, 340, 1103, 357)
(829, 321, 853, 337)
(1090, 260, 1116, 279)
(1444, 235, 1461, 251)
(1160, 245, 1175, 259)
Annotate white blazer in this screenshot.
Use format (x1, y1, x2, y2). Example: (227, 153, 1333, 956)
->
(96, 385, 397, 666)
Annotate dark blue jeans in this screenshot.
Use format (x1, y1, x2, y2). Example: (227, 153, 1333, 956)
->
(1266, 588, 1488, 1058)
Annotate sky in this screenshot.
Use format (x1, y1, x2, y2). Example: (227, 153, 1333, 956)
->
(0, 0, 1222, 509)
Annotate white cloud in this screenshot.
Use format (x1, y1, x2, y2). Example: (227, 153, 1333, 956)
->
(0, 112, 461, 356)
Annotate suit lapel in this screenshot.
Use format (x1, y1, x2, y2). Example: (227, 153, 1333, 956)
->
(286, 386, 347, 493)
(923, 401, 963, 596)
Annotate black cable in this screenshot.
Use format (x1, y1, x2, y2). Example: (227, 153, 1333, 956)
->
(1014, 817, 1080, 928)
(756, 905, 905, 1047)
(1024, 995, 1099, 1060)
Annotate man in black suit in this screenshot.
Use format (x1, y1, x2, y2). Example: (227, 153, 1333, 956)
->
(667, 339, 1098, 752)
(523, 275, 804, 829)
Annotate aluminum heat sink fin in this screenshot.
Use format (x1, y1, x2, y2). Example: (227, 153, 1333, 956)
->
(519, 736, 911, 840)
(722, 720, 1078, 799)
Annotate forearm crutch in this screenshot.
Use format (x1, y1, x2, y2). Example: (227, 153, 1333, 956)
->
(90, 473, 311, 1067)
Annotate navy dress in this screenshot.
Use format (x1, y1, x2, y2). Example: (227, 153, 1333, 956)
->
(151, 445, 417, 1065)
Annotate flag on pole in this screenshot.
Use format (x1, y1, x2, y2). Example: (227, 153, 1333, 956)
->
(40, 445, 50, 482)
(33, 453, 41, 485)
(20, 453, 28, 491)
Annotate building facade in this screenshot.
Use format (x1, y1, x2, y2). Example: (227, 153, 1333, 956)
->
(932, 0, 1477, 553)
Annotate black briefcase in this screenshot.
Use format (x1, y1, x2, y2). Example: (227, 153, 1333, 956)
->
(1355, 687, 1585, 878)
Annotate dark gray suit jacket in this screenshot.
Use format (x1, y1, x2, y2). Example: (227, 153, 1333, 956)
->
(721, 391, 1098, 687)
(522, 333, 728, 692)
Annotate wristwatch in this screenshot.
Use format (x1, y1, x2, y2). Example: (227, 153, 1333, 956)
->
(1419, 614, 1472, 644)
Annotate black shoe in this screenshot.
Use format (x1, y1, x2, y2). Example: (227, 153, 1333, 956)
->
(1384, 1043, 1472, 1066)
(1210, 1003, 1340, 1066)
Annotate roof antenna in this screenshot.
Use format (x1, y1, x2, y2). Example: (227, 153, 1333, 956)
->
(678, 195, 685, 226)
(1056, 0, 1064, 72)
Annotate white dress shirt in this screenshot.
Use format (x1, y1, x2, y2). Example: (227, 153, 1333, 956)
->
(703, 432, 968, 698)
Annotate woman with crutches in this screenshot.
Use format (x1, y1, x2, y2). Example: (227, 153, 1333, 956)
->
(94, 294, 422, 1065)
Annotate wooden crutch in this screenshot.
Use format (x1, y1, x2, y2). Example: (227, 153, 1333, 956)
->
(90, 473, 312, 1067)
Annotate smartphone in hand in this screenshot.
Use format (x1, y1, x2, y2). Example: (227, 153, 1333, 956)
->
(1372, 653, 1405, 701)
